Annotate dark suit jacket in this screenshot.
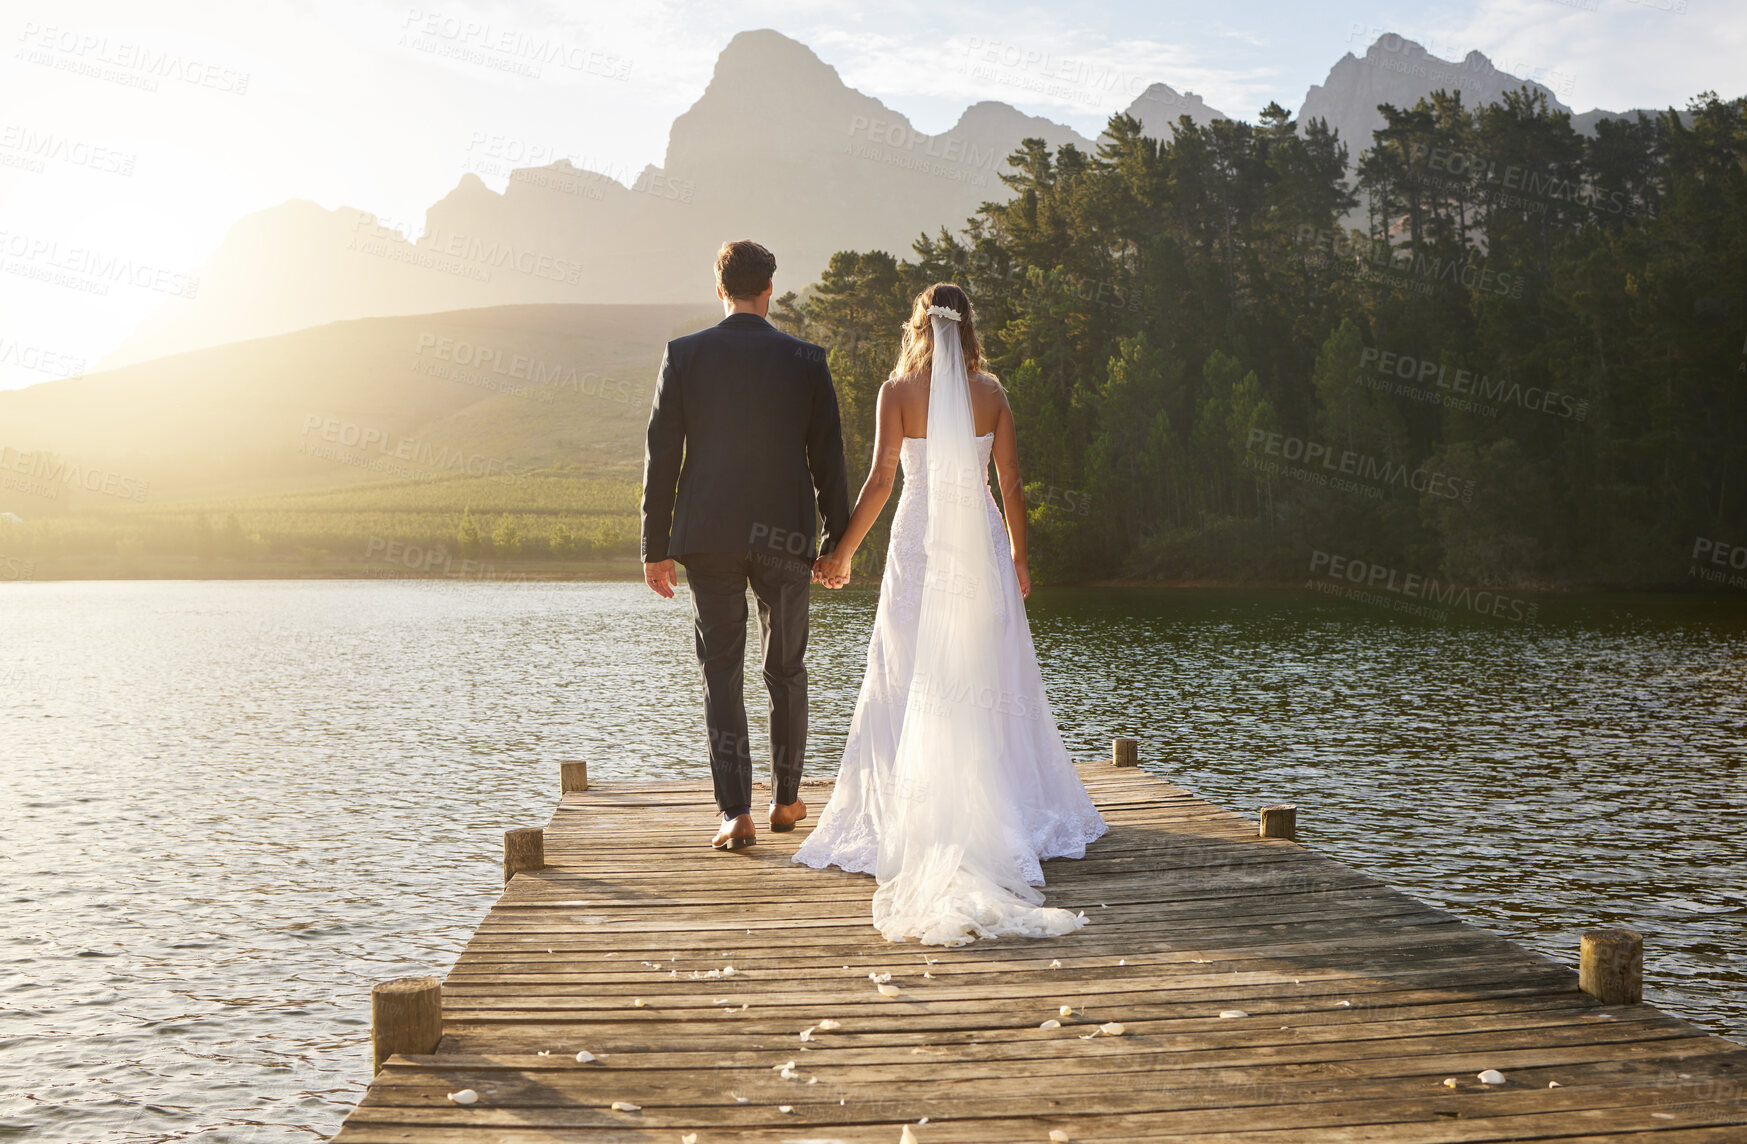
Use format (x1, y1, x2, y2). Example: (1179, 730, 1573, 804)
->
(640, 313, 851, 564)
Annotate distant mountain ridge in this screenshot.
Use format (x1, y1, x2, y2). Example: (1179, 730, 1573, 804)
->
(104, 28, 1676, 370)
(1300, 36, 1574, 169)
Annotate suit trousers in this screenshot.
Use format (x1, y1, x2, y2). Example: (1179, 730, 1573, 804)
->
(677, 551, 811, 819)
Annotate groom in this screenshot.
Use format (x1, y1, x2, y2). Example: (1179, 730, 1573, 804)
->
(641, 240, 851, 850)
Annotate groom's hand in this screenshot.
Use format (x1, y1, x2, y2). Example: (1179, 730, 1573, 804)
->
(813, 551, 850, 589)
(644, 559, 677, 599)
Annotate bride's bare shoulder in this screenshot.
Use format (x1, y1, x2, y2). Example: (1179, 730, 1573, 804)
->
(970, 369, 1010, 408)
(884, 370, 928, 399)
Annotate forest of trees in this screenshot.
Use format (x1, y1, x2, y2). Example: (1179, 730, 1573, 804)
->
(772, 90, 1747, 589)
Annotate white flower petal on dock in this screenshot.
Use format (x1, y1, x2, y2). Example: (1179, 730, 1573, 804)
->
(1651, 1112, 1675, 1119)
(780, 1065, 800, 1081)
(923, 972, 935, 979)
(1119, 959, 1126, 966)
(1099, 1022, 1125, 1036)
(1442, 1077, 1459, 1088)
(535, 1051, 551, 1057)
(869, 971, 892, 983)
(446, 1089, 478, 1105)
(1477, 1069, 1506, 1085)
(704, 969, 723, 979)
(800, 1026, 816, 1042)
(722, 966, 739, 976)
(1049, 960, 1062, 969)
(900, 1126, 919, 1144)
(780, 1105, 795, 1113)
(877, 983, 903, 997)
(730, 1093, 748, 1103)
(611, 1100, 641, 1112)
(1050, 1131, 1072, 1142)
(632, 999, 646, 1007)
(1039, 1019, 1061, 1029)
(774, 1059, 797, 1072)
(1059, 1005, 1074, 1017)
(926, 958, 939, 965)
(1336, 1000, 1351, 1008)
(1218, 1010, 1247, 1019)
(575, 1051, 598, 1064)
(683, 1134, 699, 1144)
(817, 1019, 842, 1031)
(808, 1077, 818, 1084)
(1548, 1081, 1562, 1088)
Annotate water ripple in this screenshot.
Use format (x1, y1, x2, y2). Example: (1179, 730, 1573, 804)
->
(0, 581, 1742, 1143)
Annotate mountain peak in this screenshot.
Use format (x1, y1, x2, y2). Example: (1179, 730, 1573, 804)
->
(1300, 30, 1571, 165)
(712, 28, 843, 88)
(1120, 82, 1229, 138)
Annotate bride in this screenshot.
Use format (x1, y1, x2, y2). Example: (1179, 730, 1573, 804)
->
(799, 282, 1107, 946)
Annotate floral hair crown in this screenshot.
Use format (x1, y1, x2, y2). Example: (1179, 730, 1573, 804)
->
(924, 303, 962, 322)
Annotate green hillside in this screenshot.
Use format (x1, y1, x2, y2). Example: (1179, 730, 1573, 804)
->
(0, 301, 718, 578)
(0, 302, 714, 512)
(0, 468, 643, 579)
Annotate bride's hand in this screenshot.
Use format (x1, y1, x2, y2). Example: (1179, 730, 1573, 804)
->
(814, 548, 852, 589)
(1012, 553, 1031, 599)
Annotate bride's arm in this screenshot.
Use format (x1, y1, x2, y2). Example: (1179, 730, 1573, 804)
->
(989, 388, 1030, 598)
(816, 381, 904, 586)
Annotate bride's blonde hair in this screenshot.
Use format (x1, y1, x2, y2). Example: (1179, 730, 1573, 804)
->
(890, 282, 991, 381)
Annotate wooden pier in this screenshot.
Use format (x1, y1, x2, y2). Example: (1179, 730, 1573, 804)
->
(333, 758, 1747, 1143)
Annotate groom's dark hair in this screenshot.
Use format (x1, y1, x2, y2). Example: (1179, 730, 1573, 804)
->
(715, 240, 777, 300)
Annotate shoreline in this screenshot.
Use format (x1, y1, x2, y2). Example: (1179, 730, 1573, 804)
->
(0, 556, 1729, 597)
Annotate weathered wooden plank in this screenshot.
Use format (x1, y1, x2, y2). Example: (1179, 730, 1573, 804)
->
(330, 769, 1746, 1144)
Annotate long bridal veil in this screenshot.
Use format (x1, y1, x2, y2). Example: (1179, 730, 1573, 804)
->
(868, 305, 1087, 946)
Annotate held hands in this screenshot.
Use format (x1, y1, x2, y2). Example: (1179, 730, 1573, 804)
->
(644, 559, 677, 599)
(813, 547, 852, 589)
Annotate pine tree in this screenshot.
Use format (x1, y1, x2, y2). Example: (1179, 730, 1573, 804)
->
(492, 515, 521, 557)
(457, 507, 482, 557)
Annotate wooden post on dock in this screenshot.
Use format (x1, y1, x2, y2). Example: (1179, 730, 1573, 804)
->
(503, 827, 545, 883)
(370, 976, 442, 1074)
(1580, 928, 1643, 1004)
(560, 759, 589, 793)
(1259, 804, 1298, 840)
(1112, 738, 1139, 767)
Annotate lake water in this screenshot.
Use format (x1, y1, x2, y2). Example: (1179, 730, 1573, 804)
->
(3, 580, 1744, 1142)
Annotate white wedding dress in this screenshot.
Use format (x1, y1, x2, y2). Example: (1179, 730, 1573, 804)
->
(793, 306, 1106, 946)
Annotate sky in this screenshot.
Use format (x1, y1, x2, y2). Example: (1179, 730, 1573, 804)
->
(0, 0, 1741, 391)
